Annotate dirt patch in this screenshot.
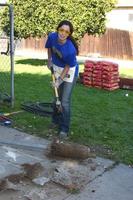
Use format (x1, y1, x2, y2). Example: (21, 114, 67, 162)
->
(90, 144, 113, 159)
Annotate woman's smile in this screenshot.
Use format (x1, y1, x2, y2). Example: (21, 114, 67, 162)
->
(58, 25, 70, 43)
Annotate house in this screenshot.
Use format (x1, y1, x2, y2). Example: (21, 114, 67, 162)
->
(80, 0, 133, 60)
(106, 0, 133, 32)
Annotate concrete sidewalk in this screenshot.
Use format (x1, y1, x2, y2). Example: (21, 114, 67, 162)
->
(0, 125, 133, 200)
(15, 50, 133, 69)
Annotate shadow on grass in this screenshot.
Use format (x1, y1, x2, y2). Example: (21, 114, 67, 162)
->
(0, 71, 52, 109)
(15, 58, 48, 66)
(14, 72, 52, 102)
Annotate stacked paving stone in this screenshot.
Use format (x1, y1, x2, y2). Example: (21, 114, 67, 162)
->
(82, 60, 119, 91)
(92, 62, 103, 88)
(101, 61, 119, 91)
(83, 60, 96, 87)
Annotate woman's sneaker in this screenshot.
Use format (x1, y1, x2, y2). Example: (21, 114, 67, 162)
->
(59, 131, 68, 140)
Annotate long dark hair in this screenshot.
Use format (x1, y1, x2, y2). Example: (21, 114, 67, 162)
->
(57, 20, 79, 55)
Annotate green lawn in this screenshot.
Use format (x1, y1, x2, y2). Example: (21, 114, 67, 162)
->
(0, 56, 133, 165)
(119, 67, 133, 78)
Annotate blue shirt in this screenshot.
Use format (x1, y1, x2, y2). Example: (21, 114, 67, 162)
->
(45, 32, 79, 77)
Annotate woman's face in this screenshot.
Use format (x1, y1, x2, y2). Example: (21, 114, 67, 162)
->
(58, 25, 70, 42)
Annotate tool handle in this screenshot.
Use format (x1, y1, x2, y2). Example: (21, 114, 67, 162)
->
(50, 66, 54, 75)
(50, 66, 59, 99)
(50, 66, 62, 112)
(51, 74, 59, 98)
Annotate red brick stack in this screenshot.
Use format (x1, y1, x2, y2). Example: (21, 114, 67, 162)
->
(93, 62, 103, 88)
(83, 60, 96, 87)
(101, 61, 119, 91)
(82, 60, 119, 91)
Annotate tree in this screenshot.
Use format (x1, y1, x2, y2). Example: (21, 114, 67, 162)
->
(1, 0, 117, 40)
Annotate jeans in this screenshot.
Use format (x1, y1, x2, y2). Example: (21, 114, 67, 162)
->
(52, 77, 77, 133)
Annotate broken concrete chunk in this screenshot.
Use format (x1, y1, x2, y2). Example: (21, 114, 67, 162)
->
(6, 173, 24, 184)
(52, 167, 73, 187)
(22, 163, 44, 179)
(24, 188, 48, 200)
(32, 176, 50, 186)
(0, 179, 19, 191)
(90, 163, 97, 171)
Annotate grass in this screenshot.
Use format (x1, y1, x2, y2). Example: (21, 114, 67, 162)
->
(0, 56, 133, 165)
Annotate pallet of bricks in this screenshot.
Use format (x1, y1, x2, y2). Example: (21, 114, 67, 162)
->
(92, 61, 103, 89)
(83, 60, 96, 87)
(83, 60, 119, 90)
(101, 61, 119, 90)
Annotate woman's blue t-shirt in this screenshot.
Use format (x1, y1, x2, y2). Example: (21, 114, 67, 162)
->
(45, 32, 79, 77)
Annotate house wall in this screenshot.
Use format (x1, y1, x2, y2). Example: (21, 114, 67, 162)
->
(106, 8, 133, 32)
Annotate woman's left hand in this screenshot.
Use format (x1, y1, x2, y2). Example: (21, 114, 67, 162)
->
(52, 77, 63, 88)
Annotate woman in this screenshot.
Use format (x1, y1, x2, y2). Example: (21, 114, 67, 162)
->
(45, 20, 79, 139)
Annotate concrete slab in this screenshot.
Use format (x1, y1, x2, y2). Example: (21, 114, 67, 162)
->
(14, 50, 133, 69)
(65, 164, 133, 200)
(0, 125, 50, 151)
(0, 126, 116, 190)
(0, 181, 68, 200)
(0, 126, 115, 197)
(0, 144, 115, 187)
(0, 145, 116, 200)
(0, 159, 22, 180)
(77, 55, 133, 69)
(0, 125, 133, 200)
(51, 156, 114, 189)
(0, 146, 43, 165)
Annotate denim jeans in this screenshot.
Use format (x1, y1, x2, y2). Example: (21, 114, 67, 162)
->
(52, 77, 77, 133)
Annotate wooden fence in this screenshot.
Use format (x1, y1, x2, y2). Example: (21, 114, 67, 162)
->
(79, 29, 133, 60)
(16, 28, 133, 60)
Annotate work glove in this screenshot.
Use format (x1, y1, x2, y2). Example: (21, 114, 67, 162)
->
(52, 77, 63, 88)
